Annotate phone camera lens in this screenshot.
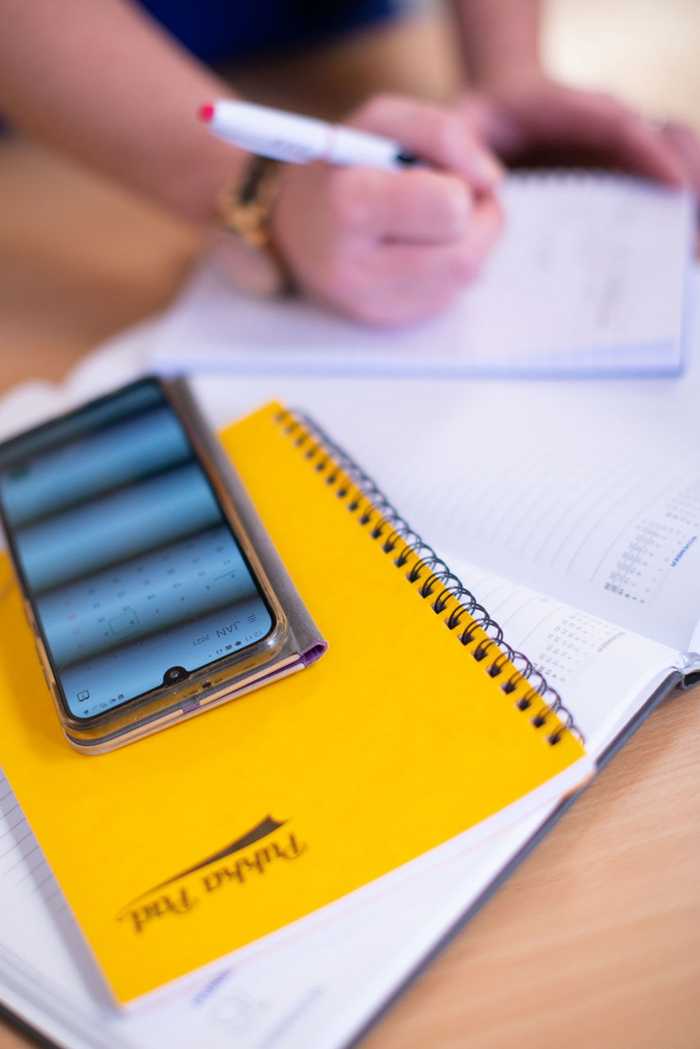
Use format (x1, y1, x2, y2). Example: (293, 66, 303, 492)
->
(163, 665, 188, 684)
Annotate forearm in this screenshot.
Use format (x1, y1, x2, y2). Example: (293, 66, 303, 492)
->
(0, 0, 245, 223)
(452, 0, 543, 88)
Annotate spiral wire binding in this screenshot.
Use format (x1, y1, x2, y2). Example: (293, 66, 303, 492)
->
(275, 408, 584, 747)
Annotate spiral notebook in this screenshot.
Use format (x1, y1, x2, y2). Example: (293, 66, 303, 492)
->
(0, 399, 592, 1004)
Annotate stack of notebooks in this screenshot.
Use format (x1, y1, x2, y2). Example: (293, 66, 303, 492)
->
(1, 174, 698, 1049)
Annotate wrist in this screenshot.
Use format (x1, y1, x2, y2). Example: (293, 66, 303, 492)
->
(161, 137, 249, 226)
(211, 156, 292, 296)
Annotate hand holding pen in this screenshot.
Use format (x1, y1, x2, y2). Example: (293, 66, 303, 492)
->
(201, 94, 504, 326)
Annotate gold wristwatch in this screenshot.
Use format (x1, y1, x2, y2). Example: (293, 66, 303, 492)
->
(213, 156, 291, 296)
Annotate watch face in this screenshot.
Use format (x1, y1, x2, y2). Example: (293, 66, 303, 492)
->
(211, 229, 288, 296)
(216, 160, 287, 295)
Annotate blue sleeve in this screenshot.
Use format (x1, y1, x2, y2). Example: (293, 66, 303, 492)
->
(138, 0, 399, 64)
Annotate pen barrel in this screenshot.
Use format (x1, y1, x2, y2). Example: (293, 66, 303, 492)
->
(207, 101, 403, 169)
(327, 126, 403, 170)
(209, 101, 328, 164)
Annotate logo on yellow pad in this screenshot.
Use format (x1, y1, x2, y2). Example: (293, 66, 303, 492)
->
(118, 816, 307, 935)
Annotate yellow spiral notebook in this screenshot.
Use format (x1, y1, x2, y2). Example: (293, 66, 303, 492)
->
(0, 401, 591, 1004)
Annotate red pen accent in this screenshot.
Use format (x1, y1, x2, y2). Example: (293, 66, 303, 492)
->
(198, 103, 214, 123)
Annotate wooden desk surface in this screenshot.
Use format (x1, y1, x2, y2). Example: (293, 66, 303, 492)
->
(1, 4, 699, 1046)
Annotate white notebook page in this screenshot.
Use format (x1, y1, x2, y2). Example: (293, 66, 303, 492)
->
(185, 293, 700, 656)
(331, 373, 700, 652)
(440, 559, 677, 753)
(153, 174, 694, 379)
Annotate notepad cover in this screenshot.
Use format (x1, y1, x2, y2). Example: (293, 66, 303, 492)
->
(0, 403, 587, 1003)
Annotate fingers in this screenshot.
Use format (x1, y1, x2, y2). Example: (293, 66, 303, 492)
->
(384, 195, 503, 294)
(338, 196, 504, 327)
(472, 80, 691, 186)
(328, 166, 473, 243)
(459, 193, 504, 264)
(601, 110, 687, 186)
(532, 89, 687, 186)
(350, 93, 503, 193)
(660, 122, 700, 193)
(458, 93, 523, 157)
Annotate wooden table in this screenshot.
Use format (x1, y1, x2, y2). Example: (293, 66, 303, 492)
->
(1, 4, 699, 1046)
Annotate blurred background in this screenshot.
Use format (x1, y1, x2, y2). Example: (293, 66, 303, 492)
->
(0, 0, 698, 391)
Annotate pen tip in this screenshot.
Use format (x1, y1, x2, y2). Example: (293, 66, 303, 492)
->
(198, 103, 214, 123)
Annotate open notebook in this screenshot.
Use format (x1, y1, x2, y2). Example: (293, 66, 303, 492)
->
(0, 271, 698, 1048)
(152, 173, 695, 380)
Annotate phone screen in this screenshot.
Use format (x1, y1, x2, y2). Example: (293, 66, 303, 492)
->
(0, 379, 274, 720)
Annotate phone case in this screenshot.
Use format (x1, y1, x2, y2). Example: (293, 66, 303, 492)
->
(0, 377, 326, 753)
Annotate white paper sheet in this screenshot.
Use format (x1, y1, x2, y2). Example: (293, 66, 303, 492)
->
(152, 173, 695, 379)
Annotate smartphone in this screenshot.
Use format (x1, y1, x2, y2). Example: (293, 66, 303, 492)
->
(0, 376, 325, 753)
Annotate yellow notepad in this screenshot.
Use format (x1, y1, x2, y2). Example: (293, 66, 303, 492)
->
(0, 402, 590, 1003)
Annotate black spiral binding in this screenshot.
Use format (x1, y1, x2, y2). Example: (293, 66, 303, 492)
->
(275, 408, 583, 746)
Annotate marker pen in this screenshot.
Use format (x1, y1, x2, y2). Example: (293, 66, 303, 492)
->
(198, 100, 418, 171)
